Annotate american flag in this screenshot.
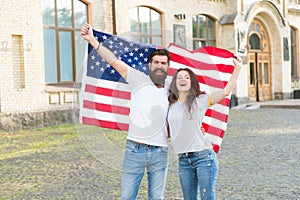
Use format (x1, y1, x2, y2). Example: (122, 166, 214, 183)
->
(79, 29, 235, 153)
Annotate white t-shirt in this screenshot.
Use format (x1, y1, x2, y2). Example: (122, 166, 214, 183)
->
(126, 68, 169, 147)
(168, 94, 213, 154)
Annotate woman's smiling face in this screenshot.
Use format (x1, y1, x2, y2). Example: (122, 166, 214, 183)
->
(176, 70, 191, 92)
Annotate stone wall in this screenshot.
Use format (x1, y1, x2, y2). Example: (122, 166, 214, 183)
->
(0, 109, 79, 132)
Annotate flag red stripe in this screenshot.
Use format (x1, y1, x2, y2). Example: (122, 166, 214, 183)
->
(212, 145, 220, 153)
(202, 123, 225, 138)
(205, 109, 228, 122)
(218, 98, 230, 106)
(83, 100, 130, 115)
(168, 68, 228, 89)
(85, 84, 131, 100)
(82, 117, 129, 131)
(170, 52, 234, 73)
(192, 45, 234, 58)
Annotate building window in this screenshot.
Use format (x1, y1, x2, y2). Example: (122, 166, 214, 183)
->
(130, 6, 162, 46)
(291, 27, 298, 78)
(42, 0, 88, 84)
(248, 21, 269, 52)
(249, 34, 260, 50)
(192, 15, 216, 49)
(12, 35, 25, 89)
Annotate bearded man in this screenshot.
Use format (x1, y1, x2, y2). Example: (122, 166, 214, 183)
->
(81, 24, 170, 200)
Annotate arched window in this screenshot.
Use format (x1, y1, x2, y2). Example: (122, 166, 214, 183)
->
(192, 15, 216, 49)
(249, 34, 260, 50)
(130, 6, 162, 46)
(42, 0, 88, 84)
(248, 21, 269, 52)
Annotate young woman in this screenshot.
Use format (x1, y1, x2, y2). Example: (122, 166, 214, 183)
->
(167, 57, 242, 200)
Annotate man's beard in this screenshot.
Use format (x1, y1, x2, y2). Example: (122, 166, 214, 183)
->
(149, 69, 168, 85)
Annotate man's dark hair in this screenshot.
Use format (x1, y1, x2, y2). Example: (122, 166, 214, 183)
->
(149, 49, 170, 64)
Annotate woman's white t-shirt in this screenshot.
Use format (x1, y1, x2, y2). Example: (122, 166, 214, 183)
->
(168, 94, 213, 154)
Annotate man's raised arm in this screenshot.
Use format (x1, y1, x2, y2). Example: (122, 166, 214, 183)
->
(81, 23, 129, 79)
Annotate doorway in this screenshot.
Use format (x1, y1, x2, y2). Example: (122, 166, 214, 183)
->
(247, 19, 272, 101)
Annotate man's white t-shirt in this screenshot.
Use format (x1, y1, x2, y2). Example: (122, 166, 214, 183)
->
(126, 68, 169, 147)
(168, 94, 213, 154)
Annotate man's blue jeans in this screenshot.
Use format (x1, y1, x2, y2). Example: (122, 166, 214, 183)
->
(121, 139, 168, 200)
(178, 149, 218, 200)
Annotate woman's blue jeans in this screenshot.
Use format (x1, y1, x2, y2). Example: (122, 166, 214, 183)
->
(178, 149, 218, 200)
(121, 139, 168, 200)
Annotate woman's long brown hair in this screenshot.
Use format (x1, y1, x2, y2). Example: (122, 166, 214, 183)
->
(168, 68, 206, 115)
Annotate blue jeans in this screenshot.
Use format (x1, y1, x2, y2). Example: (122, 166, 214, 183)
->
(121, 139, 168, 200)
(178, 149, 218, 200)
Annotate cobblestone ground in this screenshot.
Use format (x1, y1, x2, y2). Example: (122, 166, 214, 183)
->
(0, 109, 299, 199)
(216, 109, 300, 200)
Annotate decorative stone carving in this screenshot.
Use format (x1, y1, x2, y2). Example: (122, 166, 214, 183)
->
(207, 0, 224, 2)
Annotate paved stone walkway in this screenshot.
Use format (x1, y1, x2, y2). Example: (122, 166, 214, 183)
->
(74, 109, 300, 200)
(0, 108, 299, 199)
(77, 107, 300, 199)
(233, 99, 300, 110)
(215, 108, 300, 200)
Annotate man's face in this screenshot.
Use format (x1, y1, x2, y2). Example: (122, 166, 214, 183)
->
(149, 55, 169, 85)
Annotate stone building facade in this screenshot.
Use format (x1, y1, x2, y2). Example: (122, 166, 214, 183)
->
(0, 0, 299, 130)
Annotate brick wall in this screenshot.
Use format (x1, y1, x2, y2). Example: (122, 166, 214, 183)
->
(0, 0, 299, 131)
(0, 0, 115, 131)
(0, 0, 48, 113)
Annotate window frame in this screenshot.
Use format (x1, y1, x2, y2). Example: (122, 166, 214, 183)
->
(192, 14, 216, 49)
(129, 6, 163, 46)
(42, 0, 90, 85)
(291, 27, 299, 79)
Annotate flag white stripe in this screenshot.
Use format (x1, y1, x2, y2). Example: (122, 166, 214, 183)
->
(170, 61, 232, 81)
(168, 45, 233, 65)
(202, 116, 228, 131)
(81, 92, 129, 107)
(82, 76, 131, 92)
(209, 103, 230, 114)
(166, 74, 232, 94)
(81, 108, 129, 124)
(205, 134, 223, 146)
